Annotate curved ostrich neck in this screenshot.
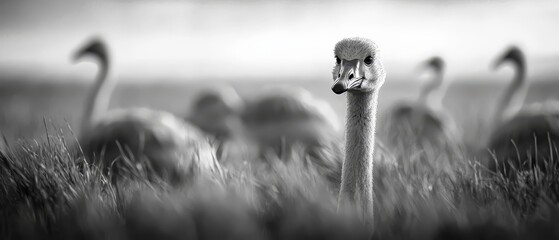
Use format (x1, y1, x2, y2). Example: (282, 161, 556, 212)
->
(339, 90, 377, 223)
(491, 62, 526, 130)
(82, 60, 113, 133)
(418, 70, 444, 109)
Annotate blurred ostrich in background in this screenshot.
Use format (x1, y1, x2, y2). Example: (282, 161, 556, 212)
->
(330, 37, 386, 230)
(486, 46, 559, 175)
(487, 46, 529, 133)
(380, 56, 461, 168)
(241, 86, 339, 156)
(186, 86, 244, 140)
(240, 86, 344, 186)
(73, 37, 220, 184)
(240, 85, 394, 189)
(185, 86, 244, 160)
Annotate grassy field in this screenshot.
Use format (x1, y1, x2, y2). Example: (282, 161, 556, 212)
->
(1, 78, 559, 239)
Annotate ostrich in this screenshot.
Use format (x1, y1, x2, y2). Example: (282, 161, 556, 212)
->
(73, 37, 220, 184)
(330, 37, 386, 229)
(241, 86, 340, 155)
(380, 56, 460, 167)
(187, 86, 244, 140)
(185, 86, 244, 160)
(487, 46, 529, 133)
(486, 46, 559, 175)
(240, 86, 345, 185)
(241, 86, 394, 189)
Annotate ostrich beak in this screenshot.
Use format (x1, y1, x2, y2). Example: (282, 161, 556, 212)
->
(332, 81, 348, 94)
(71, 38, 106, 63)
(332, 59, 364, 95)
(492, 57, 505, 70)
(72, 53, 81, 63)
(72, 48, 88, 63)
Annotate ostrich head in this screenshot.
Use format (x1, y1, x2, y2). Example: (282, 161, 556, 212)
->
(424, 56, 445, 74)
(332, 37, 385, 94)
(493, 46, 525, 71)
(188, 87, 244, 140)
(73, 37, 109, 66)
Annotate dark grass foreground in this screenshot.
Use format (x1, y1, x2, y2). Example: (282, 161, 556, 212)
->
(2, 129, 559, 240)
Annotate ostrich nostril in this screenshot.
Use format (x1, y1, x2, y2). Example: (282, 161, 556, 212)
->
(338, 73, 341, 78)
(349, 73, 354, 80)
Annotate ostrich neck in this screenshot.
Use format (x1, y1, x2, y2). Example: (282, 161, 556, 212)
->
(82, 60, 114, 134)
(491, 62, 526, 130)
(339, 90, 377, 224)
(418, 71, 445, 110)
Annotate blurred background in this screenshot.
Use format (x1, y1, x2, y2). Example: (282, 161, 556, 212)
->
(0, 0, 558, 143)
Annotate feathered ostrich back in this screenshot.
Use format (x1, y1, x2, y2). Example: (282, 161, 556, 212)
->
(187, 86, 244, 140)
(241, 86, 340, 146)
(484, 46, 543, 176)
(385, 103, 449, 143)
(380, 102, 459, 174)
(379, 57, 460, 168)
(74, 37, 220, 185)
(240, 86, 343, 187)
(80, 108, 220, 185)
(186, 86, 246, 162)
(487, 102, 559, 176)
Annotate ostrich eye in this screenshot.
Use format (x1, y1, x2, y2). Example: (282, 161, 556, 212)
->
(364, 56, 373, 65)
(335, 56, 341, 65)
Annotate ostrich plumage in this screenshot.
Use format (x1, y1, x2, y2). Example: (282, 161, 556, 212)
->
(330, 37, 386, 231)
(241, 86, 394, 190)
(240, 86, 344, 183)
(186, 86, 244, 141)
(74, 37, 220, 184)
(486, 46, 559, 175)
(241, 86, 340, 152)
(186, 86, 244, 160)
(380, 57, 460, 161)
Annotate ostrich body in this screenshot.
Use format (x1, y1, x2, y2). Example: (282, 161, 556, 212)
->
(241, 86, 340, 153)
(186, 86, 244, 141)
(330, 38, 386, 229)
(241, 86, 394, 190)
(186, 86, 244, 160)
(486, 46, 559, 174)
(74, 38, 219, 184)
(488, 46, 528, 132)
(381, 57, 459, 163)
(240, 86, 344, 184)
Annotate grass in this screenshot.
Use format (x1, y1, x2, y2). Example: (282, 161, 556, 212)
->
(2, 121, 559, 240)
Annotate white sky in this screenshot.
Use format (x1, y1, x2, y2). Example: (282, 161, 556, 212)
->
(0, 0, 558, 82)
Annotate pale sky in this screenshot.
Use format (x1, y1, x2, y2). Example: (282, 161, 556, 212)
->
(0, 0, 558, 82)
